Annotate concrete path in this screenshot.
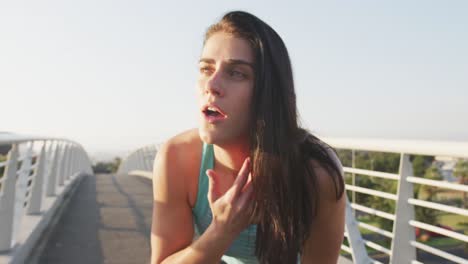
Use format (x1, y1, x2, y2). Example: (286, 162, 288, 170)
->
(38, 174, 153, 264)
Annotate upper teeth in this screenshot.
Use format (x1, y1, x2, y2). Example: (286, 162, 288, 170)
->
(207, 107, 217, 112)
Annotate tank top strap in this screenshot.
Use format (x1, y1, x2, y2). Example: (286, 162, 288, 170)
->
(193, 143, 214, 232)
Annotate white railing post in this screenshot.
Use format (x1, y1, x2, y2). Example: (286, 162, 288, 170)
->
(118, 143, 159, 175)
(0, 133, 95, 262)
(344, 197, 373, 264)
(65, 145, 73, 181)
(13, 142, 34, 243)
(135, 150, 141, 170)
(390, 153, 417, 263)
(43, 141, 54, 194)
(64, 145, 71, 182)
(58, 144, 68, 186)
(84, 151, 92, 175)
(0, 144, 19, 251)
(46, 144, 60, 196)
(70, 146, 75, 179)
(78, 150, 83, 175)
(27, 144, 47, 214)
(139, 150, 144, 170)
(144, 147, 151, 170)
(72, 146, 77, 177)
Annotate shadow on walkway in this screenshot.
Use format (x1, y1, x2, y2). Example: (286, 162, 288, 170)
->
(39, 173, 153, 264)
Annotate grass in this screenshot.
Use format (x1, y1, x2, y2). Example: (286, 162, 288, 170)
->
(347, 211, 468, 258)
(341, 191, 468, 260)
(423, 236, 465, 248)
(438, 213, 468, 232)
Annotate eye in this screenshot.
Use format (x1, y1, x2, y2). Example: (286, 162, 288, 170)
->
(199, 65, 214, 75)
(229, 70, 246, 79)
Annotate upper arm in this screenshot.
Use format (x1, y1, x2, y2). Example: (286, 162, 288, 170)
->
(150, 141, 195, 264)
(301, 149, 346, 264)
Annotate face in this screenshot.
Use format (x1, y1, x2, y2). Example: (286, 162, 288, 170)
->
(197, 31, 255, 146)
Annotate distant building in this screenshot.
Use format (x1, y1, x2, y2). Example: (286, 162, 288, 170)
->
(434, 156, 457, 182)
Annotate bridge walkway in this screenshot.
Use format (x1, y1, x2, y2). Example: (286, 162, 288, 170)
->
(38, 173, 153, 264)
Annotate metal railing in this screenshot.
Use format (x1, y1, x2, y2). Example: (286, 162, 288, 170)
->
(322, 137, 468, 264)
(0, 132, 92, 263)
(117, 143, 158, 179)
(118, 137, 468, 264)
(116, 141, 370, 263)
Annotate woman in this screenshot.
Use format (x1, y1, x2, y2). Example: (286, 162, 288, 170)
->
(151, 11, 345, 264)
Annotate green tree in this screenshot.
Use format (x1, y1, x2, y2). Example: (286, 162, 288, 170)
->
(353, 151, 400, 233)
(419, 164, 443, 200)
(92, 157, 122, 174)
(336, 149, 352, 167)
(410, 155, 433, 202)
(415, 164, 443, 226)
(453, 159, 468, 208)
(411, 155, 434, 177)
(367, 152, 399, 232)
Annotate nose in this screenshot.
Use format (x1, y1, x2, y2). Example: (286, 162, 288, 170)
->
(204, 69, 224, 97)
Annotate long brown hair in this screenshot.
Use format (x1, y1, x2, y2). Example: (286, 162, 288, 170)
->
(205, 11, 345, 263)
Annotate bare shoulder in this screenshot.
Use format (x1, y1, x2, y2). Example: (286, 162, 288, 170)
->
(156, 128, 202, 170)
(301, 146, 346, 263)
(308, 146, 344, 202)
(153, 128, 202, 203)
(151, 128, 202, 263)
(158, 128, 202, 157)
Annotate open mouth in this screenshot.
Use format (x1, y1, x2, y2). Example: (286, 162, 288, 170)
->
(202, 104, 227, 122)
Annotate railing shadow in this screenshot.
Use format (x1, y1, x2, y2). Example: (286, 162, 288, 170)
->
(38, 173, 154, 263)
(38, 174, 104, 263)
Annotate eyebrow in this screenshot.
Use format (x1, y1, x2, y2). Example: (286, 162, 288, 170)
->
(199, 58, 255, 69)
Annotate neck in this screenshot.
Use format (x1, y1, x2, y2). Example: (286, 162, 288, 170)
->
(213, 140, 250, 177)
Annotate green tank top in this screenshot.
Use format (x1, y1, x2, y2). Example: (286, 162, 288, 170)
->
(192, 143, 301, 264)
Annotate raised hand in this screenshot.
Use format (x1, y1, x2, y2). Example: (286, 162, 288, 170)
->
(206, 157, 254, 239)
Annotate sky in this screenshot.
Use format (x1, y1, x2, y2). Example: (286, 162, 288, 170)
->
(1, 1, 467, 161)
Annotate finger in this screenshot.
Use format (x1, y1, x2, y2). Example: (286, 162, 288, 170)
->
(241, 172, 253, 193)
(206, 169, 220, 204)
(230, 157, 251, 197)
(236, 175, 254, 210)
(239, 176, 259, 224)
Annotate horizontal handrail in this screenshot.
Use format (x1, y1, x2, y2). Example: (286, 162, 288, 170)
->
(408, 198, 468, 217)
(0, 133, 72, 145)
(341, 244, 352, 254)
(358, 222, 394, 239)
(407, 176, 468, 192)
(363, 239, 391, 255)
(321, 137, 468, 158)
(344, 167, 400, 180)
(410, 240, 467, 264)
(409, 220, 468, 243)
(345, 185, 398, 200)
(350, 203, 396, 221)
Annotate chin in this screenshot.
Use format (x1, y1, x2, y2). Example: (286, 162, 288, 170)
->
(198, 126, 216, 144)
(198, 126, 232, 146)
(199, 126, 247, 148)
